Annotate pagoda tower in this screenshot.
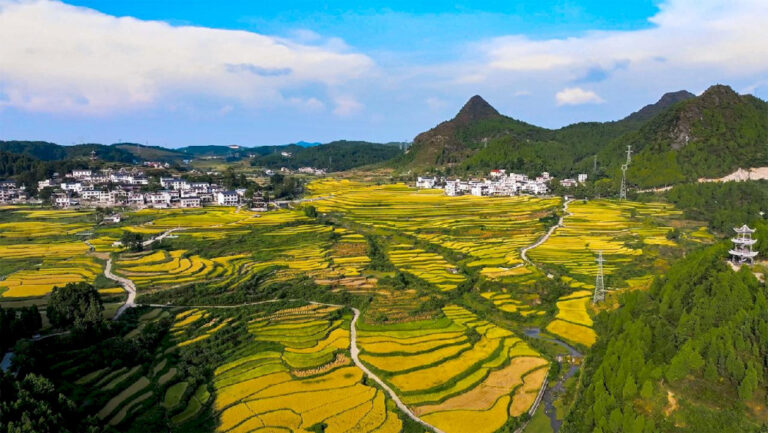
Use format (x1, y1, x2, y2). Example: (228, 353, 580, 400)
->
(729, 225, 758, 265)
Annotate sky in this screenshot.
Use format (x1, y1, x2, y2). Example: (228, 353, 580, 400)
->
(1, 0, 768, 147)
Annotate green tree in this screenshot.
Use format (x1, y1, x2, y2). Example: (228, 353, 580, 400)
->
(304, 205, 318, 218)
(120, 230, 144, 252)
(739, 364, 758, 401)
(46, 282, 104, 334)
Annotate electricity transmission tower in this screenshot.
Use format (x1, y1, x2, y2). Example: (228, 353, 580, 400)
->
(593, 251, 606, 304)
(619, 145, 632, 200)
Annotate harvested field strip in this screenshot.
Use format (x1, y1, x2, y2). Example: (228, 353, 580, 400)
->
(509, 367, 548, 416)
(415, 356, 548, 415)
(97, 376, 150, 419)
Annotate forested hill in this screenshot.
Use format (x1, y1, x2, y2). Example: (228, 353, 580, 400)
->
(0, 141, 136, 163)
(397, 85, 768, 188)
(250, 140, 404, 172)
(563, 245, 768, 433)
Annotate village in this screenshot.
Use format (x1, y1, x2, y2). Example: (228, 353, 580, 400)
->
(0, 168, 266, 209)
(416, 169, 589, 196)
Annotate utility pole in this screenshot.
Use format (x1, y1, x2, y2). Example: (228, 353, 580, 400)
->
(619, 145, 632, 200)
(593, 155, 597, 174)
(593, 251, 605, 304)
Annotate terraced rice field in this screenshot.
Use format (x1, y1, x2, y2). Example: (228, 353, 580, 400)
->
(480, 291, 543, 317)
(308, 179, 558, 281)
(545, 291, 597, 347)
(528, 200, 680, 281)
(358, 305, 548, 433)
(215, 303, 403, 433)
(388, 244, 465, 291)
(1, 254, 102, 298)
(115, 250, 266, 291)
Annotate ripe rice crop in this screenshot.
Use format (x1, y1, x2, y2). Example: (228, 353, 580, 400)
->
(528, 200, 680, 279)
(208, 304, 395, 432)
(1, 255, 102, 298)
(307, 179, 558, 284)
(421, 395, 511, 433)
(359, 304, 548, 428)
(546, 319, 596, 347)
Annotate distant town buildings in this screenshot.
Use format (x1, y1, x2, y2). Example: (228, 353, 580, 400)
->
(0, 168, 247, 209)
(416, 170, 588, 198)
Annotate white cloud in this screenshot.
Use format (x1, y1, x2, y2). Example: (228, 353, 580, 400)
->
(0, 0, 374, 114)
(332, 96, 363, 116)
(555, 87, 604, 106)
(482, 0, 768, 77)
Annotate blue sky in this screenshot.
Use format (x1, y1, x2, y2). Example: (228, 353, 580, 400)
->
(1, 0, 767, 147)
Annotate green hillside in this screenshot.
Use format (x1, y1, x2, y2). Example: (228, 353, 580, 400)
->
(562, 245, 768, 433)
(252, 140, 403, 172)
(398, 85, 768, 189)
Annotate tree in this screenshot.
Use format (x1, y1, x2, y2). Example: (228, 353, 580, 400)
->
(46, 282, 104, 334)
(304, 205, 318, 218)
(121, 230, 144, 252)
(0, 372, 99, 433)
(739, 364, 758, 401)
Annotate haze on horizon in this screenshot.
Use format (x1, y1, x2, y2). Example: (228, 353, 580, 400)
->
(1, 0, 767, 147)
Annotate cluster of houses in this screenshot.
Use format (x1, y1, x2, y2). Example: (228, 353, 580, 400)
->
(263, 167, 327, 177)
(16, 168, 259, 209)
(0, 181, 27, 203)
(417, 169, 588, 197)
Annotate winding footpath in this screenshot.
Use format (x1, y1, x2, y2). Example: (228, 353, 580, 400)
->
(93, 228, 183, 320)
(520, 198, 572, 265)
(140, 300, 444, 433)
(515, 198, 583, 433)
(104, 258, 136, 320)
(85, 200, 576, 432)
(349, 307, 445, 433)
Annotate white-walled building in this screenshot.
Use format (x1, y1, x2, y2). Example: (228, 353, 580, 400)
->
(416, 177, 438, 189)
(217, 191, 239, 206)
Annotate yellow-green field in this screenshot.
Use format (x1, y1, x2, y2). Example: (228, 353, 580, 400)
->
(358, 305, 548, 433)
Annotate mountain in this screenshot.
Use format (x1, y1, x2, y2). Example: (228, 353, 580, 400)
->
(251, 140, 403, 172)
(624, 85, 768, 187)
(400, 95, 542, 167)
(112, 143, 186, 162)
(622, 90, 695, 125)
(399, 86, 768, 189)
(0, 141, 135, 163)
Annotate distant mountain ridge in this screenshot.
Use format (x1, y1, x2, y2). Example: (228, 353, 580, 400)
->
(398, 85, 768, 188)
(0, 139, 404, 172)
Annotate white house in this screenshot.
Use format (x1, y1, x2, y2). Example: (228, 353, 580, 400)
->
(577, 173, 588, 183)
(416, 177, 438, 189)
(179, 197, 202, 208)
(60, 182, 83, 193)
(54, 195, 79, 208)
(217, 191, 239, 206)
(560, 179, 578, 188)
(445, 181, 462, 196)
(470, 184, 488, 196)
(71, 169, 92, 179)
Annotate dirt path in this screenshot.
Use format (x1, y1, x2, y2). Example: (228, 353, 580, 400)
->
(139, 301, 443, 432)
(97, 228, 183, 320)
(520, 198, 572, 265)
(104, 258, 136, 320)
(349, 307, 445, 433)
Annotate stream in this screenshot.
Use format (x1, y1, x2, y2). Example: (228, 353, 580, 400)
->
(524, 328, 583, 432)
